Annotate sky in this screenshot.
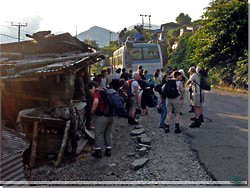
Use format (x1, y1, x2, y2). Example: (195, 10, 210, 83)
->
(0, 0, 211, 37)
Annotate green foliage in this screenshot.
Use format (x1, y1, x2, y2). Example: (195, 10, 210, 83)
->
(90, 63, 109, 75)
(176, 13, 192, 26)
(232, 51, 248, 89)
(189, 0, 248, 89)
(192, 0, 248, 68)
(170, 32, 193, 69)
(101, 40, 119, 57)
(164, 0, 248, 89)
(83, 40, 99, 50)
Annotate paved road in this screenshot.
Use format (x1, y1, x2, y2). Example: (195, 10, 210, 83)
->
(182, 88, 248, 181)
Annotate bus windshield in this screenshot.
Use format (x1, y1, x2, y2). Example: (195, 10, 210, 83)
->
(143, 47, 160, 60)
(131, 47, 159, 61)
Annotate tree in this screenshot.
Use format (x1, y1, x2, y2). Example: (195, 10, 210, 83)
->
(190, 0, 248, 87)
(83, 40, 99, 50)
(171, 32, 193, 69)
(176, 13, 192, 26)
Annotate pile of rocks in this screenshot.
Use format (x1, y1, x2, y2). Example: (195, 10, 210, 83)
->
(129, 125, 152, 170)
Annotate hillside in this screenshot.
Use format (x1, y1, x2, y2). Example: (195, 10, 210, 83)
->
(76, 26, 118, 47)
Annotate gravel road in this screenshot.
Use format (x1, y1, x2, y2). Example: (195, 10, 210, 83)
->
(26, 93, 213, 185)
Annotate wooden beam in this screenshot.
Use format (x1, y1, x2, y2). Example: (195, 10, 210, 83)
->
(29, 120, 38, 169)
(55, 120, 71, 167)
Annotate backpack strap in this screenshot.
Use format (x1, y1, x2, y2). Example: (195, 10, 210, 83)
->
(193, 80, 203, 103)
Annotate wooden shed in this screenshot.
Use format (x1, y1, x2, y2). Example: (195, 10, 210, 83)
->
(0, 31, 104, 169)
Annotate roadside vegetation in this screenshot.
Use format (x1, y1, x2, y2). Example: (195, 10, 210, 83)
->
(88, 0, 248, 90)
(167, 0, 248, 90)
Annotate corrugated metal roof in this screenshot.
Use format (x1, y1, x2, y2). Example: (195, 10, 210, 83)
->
(1, 126, 30, 182)
(1, 126, 29, 159)
(0, 52, 104, 80)
(0, 32, 104, 79)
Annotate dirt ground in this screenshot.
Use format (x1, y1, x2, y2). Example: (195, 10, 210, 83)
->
(25, 94, 213, 184)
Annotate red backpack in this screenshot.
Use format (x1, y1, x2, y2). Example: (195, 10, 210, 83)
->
(124, 79, 134, 98)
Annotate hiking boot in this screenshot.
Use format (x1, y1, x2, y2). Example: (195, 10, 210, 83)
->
(200, 114, 204, 123)
(105, 148, 111, 157)
(128, 117, 139, 125)
(174, 124, 181, 133)
(92, 149, 102, 158)
(165, 125, 170, 133)
(175, 127, 182, 133)
(189, 119, 201, 128)
(189, 106, 194, 113)
(128, 117, 134, 124)
(191, 115, 204, 122)
(190, 117, 196, 121)
(131, 118, 139, 125)
(159, 124, 166, 128)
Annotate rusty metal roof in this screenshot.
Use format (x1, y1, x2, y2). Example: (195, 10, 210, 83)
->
(0, 32, 105, 79)
(1, 126, 29, 159)
(0, 52, 104, 80)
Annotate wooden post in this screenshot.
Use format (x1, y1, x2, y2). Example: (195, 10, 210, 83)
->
(55, 120, 71, 167)
(29, 120, 38, 168)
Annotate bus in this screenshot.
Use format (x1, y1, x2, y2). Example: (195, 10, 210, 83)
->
(111, 42, 163, 78)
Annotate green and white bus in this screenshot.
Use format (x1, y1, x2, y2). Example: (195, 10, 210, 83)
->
(111, 42, 163, 78)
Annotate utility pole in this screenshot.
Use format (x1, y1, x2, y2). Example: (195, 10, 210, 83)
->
(109, 31, 112, 46)
(143, 15, 152, 30)
(11, 22, 27, 42)
(148, 15, 151, 30)
(140, 14, 145, 29)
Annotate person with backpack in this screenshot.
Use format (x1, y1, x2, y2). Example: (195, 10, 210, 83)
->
(158, 74, 170, 128)
(127, 72, 141, 125)
(88, 81, 114, 158)
(163, 71, 184, 133)
(138, 79, 155, 116)
(186, 66, 204, 128)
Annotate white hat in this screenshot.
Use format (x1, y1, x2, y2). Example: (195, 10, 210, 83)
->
(188, 67, 196, 73)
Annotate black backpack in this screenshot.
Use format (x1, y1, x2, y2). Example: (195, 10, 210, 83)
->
(162, 80, 180, 99)
(199, 69, 211, 91)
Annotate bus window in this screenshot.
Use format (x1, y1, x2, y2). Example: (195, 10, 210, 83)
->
(143, 47, 160, 60)
(132, 48, 142, 60)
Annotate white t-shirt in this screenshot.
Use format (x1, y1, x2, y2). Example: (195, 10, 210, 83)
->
(176, 80, 181, 93)
(106, 74, 113, 85)
(100, 77, 106, 88)
(131, 80, 141, 95)
(114, 73, 120, 80)
(190, 73, 201, 95)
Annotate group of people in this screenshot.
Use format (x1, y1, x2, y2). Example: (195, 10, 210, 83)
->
(73, 64, 205, 158)
(157, 65, 205, 134)
(118, 25, 145, 46)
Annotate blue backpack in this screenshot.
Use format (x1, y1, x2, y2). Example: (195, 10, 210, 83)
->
(102, 89, 127, 117)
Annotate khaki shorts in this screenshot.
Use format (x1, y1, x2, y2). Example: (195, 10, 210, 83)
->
(167, 96, 183, 113)
(129, 96, 137, 108)
(192, 94, 204, 107)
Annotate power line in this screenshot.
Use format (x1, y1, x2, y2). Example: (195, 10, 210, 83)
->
(11, 22, 27, 42)
(0, 24, 33, 34)
(0, 33, 19, 40)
